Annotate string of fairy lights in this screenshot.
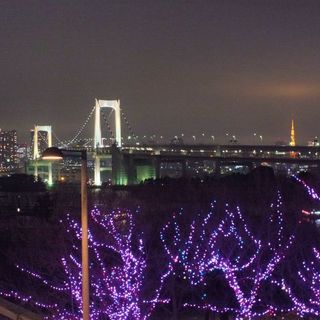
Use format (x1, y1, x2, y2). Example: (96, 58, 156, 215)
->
(0, 208, 172, 320)
(292, 174, 320, 201)
(160, 194, 300, 319)
(120, 107, 136, 140)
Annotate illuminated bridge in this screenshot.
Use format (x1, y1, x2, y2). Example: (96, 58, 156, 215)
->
(27, 98, 320, 186)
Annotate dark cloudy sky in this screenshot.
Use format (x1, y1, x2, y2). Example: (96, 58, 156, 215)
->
(1, 0, 320, 144)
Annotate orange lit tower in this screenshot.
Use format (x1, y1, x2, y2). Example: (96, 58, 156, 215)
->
(290, 119, 296, 147)
(290, 119, 296, 158)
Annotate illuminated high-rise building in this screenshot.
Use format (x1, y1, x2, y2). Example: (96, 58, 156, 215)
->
(0, 129, 18, 170)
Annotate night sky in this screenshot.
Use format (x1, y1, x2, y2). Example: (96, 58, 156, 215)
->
(1, 0, 320, 144)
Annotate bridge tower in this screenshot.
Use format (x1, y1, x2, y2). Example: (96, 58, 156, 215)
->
(32, 125, 53, 185)
(33, 125, 52, 159)
(94, 99, 122, 185)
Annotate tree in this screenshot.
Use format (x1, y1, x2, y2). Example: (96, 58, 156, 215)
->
(269, 246, 320, 319)
(161, 193, 297, 320)
(0, 208, 171, 320)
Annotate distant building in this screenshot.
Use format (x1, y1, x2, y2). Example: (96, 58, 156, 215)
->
(16, 143, 29, 170)
(0, 129, 17, 172)
(308, 137, 319, 147)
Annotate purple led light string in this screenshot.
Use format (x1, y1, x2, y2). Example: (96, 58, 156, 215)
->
(161, 194, 297, 320)
(269, 247, 320, 318)
(0, 207, 171, 320)
(292, 175, 320, 201)
(0, 191, 318, 320)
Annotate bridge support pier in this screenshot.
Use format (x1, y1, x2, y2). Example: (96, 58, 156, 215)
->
(94, 156, 101, 186)
(112, 145, 128, 185)
(48, 162, 52, 185)
(112, 148, 160, 185)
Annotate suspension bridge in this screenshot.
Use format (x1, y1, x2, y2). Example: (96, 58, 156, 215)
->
(28, 99, 320, 186)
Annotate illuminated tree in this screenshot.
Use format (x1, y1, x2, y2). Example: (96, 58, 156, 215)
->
(161, 194, 297, 320)
(0, 208, 171, 320)
(265, 174, 320, 318)
(270, 247, 320, 319)
(1, 176, 319, 320)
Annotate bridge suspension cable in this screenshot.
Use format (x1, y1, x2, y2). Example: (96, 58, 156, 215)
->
(64, 104, 96, 146)
(101, 109, 115, 142)
(49, 103, 137, 147)
(52, 131, 68, 148)
(37, 131, 49, 145)
(120, 107, 136, 140)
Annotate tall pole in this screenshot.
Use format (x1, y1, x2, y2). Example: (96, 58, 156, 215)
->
(81, 151, 89, 320)
(41, 147, 90, 319)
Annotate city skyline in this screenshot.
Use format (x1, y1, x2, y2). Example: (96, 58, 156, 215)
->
(1, 1, 320, 143)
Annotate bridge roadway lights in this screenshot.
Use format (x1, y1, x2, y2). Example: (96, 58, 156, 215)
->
(87, 144, 320, 185)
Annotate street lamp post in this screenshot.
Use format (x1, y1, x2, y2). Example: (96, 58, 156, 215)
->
(259, 135, 263, 144)
(254, 133, 263, 145)
(42, 147, 89, 320)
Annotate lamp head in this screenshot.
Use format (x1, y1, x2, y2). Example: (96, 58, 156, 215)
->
(42, 147, 64, 160)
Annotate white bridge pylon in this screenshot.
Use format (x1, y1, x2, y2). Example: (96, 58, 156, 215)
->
(94, 99, 122, 148)
(33, 125, 53, 185)
(94, 99, 122, 186)
(33, 125, 52, 160)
